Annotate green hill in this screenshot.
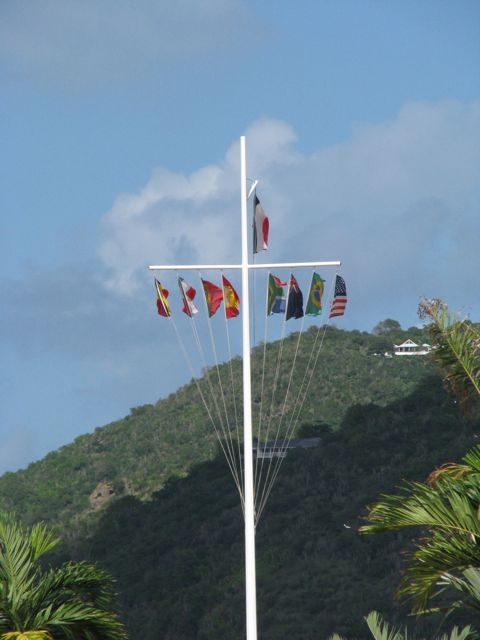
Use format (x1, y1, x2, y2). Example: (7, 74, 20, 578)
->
(69, 375, 478, 639)
(1, 323, 478, 638)
(0, 325, 431, 533)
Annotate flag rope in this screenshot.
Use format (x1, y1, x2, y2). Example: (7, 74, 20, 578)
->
(156, 265, 341, 522)
(253, 274, 290, 515)
(199, 271, 245, 508)
(253, 271, 272, 506)
(220, 269, 245, 501)
(163, 310, 244, 499)
(179, 270, 245, 501)
(256, 275, 337, 522)
(255, 272, 310, 522)
(189, 314, 244, 499)
(252, 253, 257, 347)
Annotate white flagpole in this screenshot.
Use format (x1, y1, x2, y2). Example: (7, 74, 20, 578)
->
(148, 136, 342, 640)
(240, 135, 258, 640)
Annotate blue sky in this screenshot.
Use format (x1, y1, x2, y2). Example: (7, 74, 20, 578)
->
(1, 0, 479, 473)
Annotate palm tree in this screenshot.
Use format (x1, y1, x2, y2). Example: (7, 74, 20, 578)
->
(417, 298, 480, 411)
(361, 448, 480, 613)
(329, 611, 477, 639)
(360, 300, 480, 615)
(0, 513, 126, 640)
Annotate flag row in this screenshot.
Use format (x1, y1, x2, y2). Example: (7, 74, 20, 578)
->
(155, 275, 240, 319)
(155, 273, 347, 320)
(267, 272, 347, 319)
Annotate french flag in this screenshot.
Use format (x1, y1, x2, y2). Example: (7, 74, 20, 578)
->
(253, 193, 269, 253)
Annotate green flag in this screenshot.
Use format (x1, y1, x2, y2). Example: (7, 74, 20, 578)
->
(305, 272, 325, 316)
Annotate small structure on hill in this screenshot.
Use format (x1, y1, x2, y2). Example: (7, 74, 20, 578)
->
(253, 437, 321, 459)
(393, 339, 432, 356)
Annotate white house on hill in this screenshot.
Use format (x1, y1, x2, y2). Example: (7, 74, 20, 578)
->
(393, 339, 432, 356)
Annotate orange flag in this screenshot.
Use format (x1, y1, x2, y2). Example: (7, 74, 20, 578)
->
(222, 276, 240, 319)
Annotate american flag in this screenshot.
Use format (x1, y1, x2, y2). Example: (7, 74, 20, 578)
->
(329, 275, 347, 318)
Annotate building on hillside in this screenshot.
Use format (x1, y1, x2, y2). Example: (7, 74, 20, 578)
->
(253, 437, 321, 459)
(393, 339, 432, 356)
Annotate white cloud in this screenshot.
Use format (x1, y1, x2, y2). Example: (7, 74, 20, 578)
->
(0, 0, 251, 88)
(99, 101, 480, 326)
(99, 118, 297, 294)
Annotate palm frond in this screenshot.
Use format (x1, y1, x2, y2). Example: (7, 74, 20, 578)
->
(364, 612, 477, 640)
(435, 626, 478, 640)
(31, 562, 116, 613)
(428, 464, 472, 486)
(33, 601, 126, 640)
(28, 525, 59, 563)
(0, 512, 126, 640)
(418, 299, 480, 408)
(361, 450, 480, 614)
(364, 611, 405, 640)
(462, 448, 480, 473)
(0, 515, 41, 628)
(398, 531, 480, 611)
(1, 631, 52, 640)
(361, 476, 480, 538)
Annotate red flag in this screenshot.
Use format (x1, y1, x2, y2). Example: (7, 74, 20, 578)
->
(222, 276, 240, 319)
(155, 279, 171, 317)
(201, 279, 223, 317)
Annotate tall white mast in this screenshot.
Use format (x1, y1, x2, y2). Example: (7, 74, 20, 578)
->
(149, 136, 341, 639)
(240, 136, 257, 640)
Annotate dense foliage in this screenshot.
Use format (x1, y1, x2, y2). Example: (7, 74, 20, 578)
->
(66, 376, 478, 639)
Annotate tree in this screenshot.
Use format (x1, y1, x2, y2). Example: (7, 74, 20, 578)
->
(360, 300, 480, 616)
(372, 319, 402, 336)
(296, 422, 332, 438)
(0, 513, 126, 640)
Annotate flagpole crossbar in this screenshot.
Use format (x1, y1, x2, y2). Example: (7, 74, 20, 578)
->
(149, 261, 341, 271)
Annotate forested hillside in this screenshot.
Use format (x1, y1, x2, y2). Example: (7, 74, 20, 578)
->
(66, 375, 479, 639)
(2, 323, 474, 638)
(0, 325, 430, 534)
